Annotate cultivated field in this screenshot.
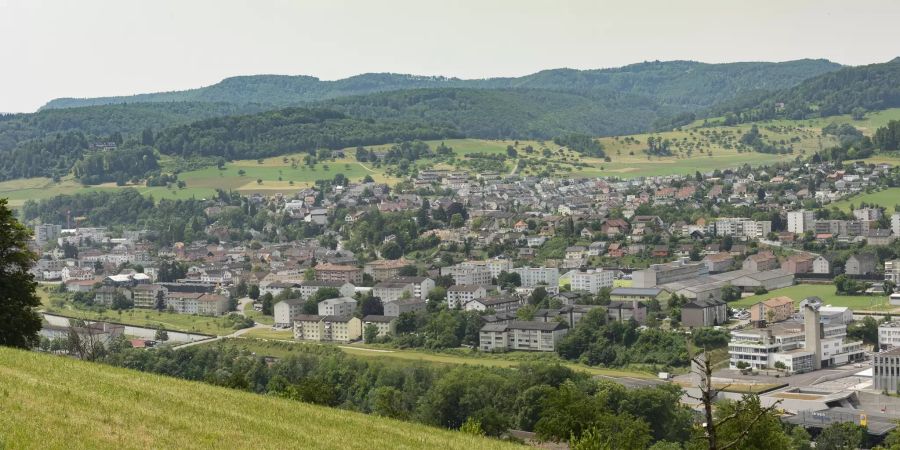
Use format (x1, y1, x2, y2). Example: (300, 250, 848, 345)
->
(0, 347, 518, 450)
(728, 283, 892, 311)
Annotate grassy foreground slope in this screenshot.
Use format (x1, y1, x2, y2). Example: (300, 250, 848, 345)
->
(0, 348, 519, 450)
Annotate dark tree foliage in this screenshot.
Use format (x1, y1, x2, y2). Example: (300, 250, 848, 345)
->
(552, 134, 605, 157)
(709, 58, 900, 123)
(0, 199, 42, 349)
(73, 145, 160, 185)
(153, 107, 461, 160)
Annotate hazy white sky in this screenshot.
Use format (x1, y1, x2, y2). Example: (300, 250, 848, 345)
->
(1, 0, 899, 112)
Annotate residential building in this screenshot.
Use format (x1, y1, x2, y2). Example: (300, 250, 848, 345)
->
(787, 210, 815, 234)
(813, 256, 831, 275)
(465, 296, 520, 313)
(606, 300, 647, 323)
(383, 298, 427, 317)
(569, 269, 614, 294)
(749, 296, 794, 323)
(742, 252, 778, 272)
(878, 322, 900, 350)
(513, 267, 560, 288)
(532, 305, 599, 326)
(892, 213, 900, 237)
(781, 255, 814, 274)
(853, 207, 882, 222)
(887, 260, 900, 285)
(373, 280, 416, 303)
(447, 285, 487, 308)
(479, 321, 568, 352)
(34, 223, 62, 246)
(681, 298, 727, 327)
(846, 253, 877, 275)
(390, 276, 434, 300)
(94, 286, 120, 306)
(317, 297, 357, 317)
(714, 218, 771, 240)
(632, 258, 708, 288)
(362, 315, 397, 337)
(364, 259, 412, 282)
(274, 298, 305, 328)
(297, 280, 355, 299)
(196, 294, 229, 316)
(441, 263, 492, 286)
(314, 263, 363, 284)
(703, 252, 735, 273)
(131, 284, 167, 309)
(293, 315, 362, 343)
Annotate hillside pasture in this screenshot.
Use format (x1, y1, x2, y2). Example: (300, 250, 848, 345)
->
(0, 347, 517, 450)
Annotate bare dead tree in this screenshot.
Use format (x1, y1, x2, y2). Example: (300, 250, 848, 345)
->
(66, 320, 107, 361)
(686, 350, 782, 450)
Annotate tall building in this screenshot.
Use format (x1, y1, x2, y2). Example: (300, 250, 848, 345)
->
(892, 213, 900, 237)
(787, 210, 815, 234)
(34, 224, 62, 246)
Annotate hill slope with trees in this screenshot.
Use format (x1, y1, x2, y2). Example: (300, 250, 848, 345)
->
(708, 57, 900, 124)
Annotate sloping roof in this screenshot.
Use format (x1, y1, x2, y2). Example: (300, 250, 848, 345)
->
(610, 287, 663, 297)
(761, 296, 794, 308)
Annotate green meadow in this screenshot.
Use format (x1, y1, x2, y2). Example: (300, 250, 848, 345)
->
(0, 347, 518, 450)
(728, 283, 892, 311)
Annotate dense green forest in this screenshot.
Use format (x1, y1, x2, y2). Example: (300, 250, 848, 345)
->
(43, 59, 839, 111)
(154, 107, 462, 159)
(710, 58, 900, 124)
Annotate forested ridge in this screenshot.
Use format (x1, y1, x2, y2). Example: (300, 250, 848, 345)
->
(0, 58, 862, 184)
(708, 57, 900, 124)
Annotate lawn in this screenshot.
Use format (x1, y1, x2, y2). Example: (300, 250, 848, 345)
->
(728, 283, 892, 311)
(228, 337, 657, 379)
(827, 187, 900, 212)
(0, 347, 516, 450)
(42, 297, 241, 336)
(240, 328, 294, 340)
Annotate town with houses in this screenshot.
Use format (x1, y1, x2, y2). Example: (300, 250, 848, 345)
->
(25, 154, 900, 439)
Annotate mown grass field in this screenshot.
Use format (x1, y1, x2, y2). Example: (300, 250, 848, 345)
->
(0, 347, 518, 450)
(728, 283, 892, 311)
(827, 187, 900, 212)
(227, 337, 657, 379)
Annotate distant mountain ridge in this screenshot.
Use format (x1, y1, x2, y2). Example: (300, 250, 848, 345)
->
(41, 59, 842, 110)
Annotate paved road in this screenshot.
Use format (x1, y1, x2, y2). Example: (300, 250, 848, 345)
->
(236, 297, 254, 317)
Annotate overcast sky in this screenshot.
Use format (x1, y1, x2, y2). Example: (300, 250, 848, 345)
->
(1, 0, 899, 112)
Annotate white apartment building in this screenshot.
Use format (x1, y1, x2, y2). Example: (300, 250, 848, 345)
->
(879, 322, 900, 350)
(479, 321, 568, 352)
(569, 269, 614, 294)
(274, 298, 305, 328)
(886, 260, 900, 285)
(787, 210, 816, 234)
(441, 264, 493, 286)
(892, 213, 900, 237)
(447, 285, 487, 308)
(714, 218, 772, 240)
(317, 297, 357, 317)
(513, 267, 560, 288)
